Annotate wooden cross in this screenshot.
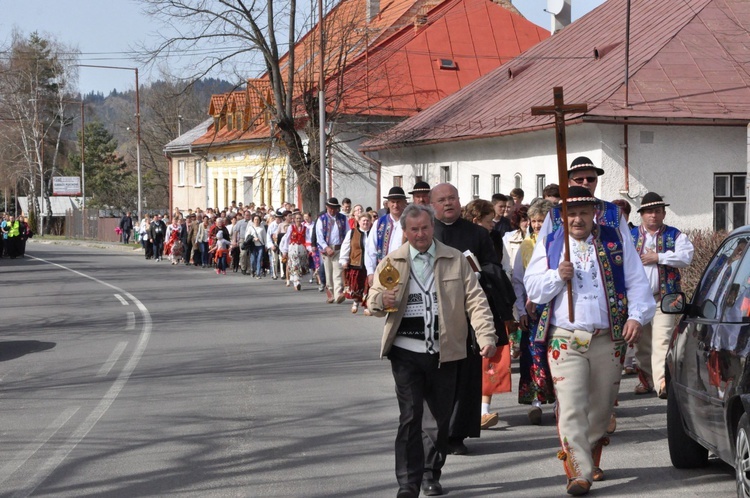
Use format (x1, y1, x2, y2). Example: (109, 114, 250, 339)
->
(531, 86, 588, 322)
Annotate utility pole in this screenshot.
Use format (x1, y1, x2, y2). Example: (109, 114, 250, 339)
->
(78, 64, 142, 223)
(318, 0, 327, 212)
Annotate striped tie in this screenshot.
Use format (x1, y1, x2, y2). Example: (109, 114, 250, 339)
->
(417, 252, 433, 284)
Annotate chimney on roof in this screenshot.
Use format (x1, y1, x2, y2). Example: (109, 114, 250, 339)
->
(367, 0, 379, 22)
(546, 0, 571, 34)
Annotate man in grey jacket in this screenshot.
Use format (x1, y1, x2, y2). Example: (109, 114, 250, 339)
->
(368, 204, 497, 498)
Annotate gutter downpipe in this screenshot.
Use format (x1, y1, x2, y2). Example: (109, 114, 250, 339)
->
(168, 155, 173, 217)
(746, 124, 750, 227)
(361, 151, 382, 209)
(623, 0, 631, 194)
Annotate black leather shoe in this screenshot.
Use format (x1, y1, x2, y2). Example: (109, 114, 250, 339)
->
(396, 485, 418, 498)
(447, 439, 468, 455)
(421, 479, 444, 496)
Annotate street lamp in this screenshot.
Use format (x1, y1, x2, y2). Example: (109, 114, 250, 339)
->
(77, 64, 142, 223)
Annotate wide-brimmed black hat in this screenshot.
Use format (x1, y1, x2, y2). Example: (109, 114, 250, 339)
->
(565, 186, 599, 207)
(275, 209, 284, 217)
(325, 197, 341, 208)
(568, 156, 605, 176)
(383, 187, 407, 200)
(408, 181, 432, 195)
(637, 192, 669, 213)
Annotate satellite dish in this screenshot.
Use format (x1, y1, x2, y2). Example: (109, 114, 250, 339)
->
(547, 0, 565, 15)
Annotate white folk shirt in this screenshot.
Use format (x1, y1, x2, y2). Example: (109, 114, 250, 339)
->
(316, 214, 348, 250)
(365, 215, 404, 275)
(266, 220, 280, 249)
(639, 229, 694, 295)
(524, 233, 655, 332)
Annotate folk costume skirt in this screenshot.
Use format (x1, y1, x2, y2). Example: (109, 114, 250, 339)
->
(344, 266, 368, 304)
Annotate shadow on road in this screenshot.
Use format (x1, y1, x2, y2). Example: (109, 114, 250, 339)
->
(0, 340, 56, 362)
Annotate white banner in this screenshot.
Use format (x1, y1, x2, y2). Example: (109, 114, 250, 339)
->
(52, 176, 81, 196)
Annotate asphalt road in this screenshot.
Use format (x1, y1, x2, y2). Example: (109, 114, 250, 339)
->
(0, 240, 737, 497)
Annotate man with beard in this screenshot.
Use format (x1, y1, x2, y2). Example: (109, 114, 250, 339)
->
(427, 183, 501, 457)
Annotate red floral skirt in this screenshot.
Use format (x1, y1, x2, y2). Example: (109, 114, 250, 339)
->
(344, 267, 368, 304)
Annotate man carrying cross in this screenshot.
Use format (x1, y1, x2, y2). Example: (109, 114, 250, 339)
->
(524, 186, 655, 495)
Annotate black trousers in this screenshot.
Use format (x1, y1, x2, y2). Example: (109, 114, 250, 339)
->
(448, 345, 483, 439)
(389, 347, 457, 489)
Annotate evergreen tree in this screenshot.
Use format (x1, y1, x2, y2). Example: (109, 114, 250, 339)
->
(67, 122, 137, 210)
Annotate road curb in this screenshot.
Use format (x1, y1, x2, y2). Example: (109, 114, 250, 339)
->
(28, 239, 143, 254)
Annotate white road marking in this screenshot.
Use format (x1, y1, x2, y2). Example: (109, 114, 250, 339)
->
(0, 407, 79, 487)
(125, 311, 135, 330)
(114, 294, 128, 305)
(96, 341, 128, 377)
(17, 256, 153, 498)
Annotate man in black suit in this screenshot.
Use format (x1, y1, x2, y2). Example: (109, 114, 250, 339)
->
(427, 183, 500, 460)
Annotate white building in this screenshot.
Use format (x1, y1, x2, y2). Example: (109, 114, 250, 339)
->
(362, 0, 750, 231)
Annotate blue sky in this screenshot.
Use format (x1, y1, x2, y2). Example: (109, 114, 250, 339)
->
(2, 0, 606, 94)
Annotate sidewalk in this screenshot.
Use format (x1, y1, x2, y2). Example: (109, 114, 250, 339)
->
(28, 237, 143, 254)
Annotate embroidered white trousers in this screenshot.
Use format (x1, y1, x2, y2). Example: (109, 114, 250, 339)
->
(635, 303, 674, 390)
(547, 326, 625, 482)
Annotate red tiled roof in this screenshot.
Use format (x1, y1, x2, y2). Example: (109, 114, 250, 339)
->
(363, 0, 750, 150)
(331, 0, 548, 116)
(196, 0, 547, 148)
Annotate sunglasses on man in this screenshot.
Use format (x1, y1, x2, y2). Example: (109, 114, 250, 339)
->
(571, 176, 597, 184)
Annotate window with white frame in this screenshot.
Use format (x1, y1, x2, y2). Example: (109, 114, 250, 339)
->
(536, 174, 546, 198)
(472, 175, 480, 199)
(514, 173, 522, 189)
(194, 160, 202, 187)
(178, 160, 186, 186)
(714, 173, 746, 231)
(492, 175, 501, 194)
(440, 166, 451, 183)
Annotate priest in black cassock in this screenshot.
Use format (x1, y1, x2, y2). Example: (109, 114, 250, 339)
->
(425, 183, 506, 460)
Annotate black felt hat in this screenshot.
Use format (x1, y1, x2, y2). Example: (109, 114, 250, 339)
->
(408, 181, 432, 195)
(568, 156, 605, 176)
(383, 187, 407, 200)
(325, 197, 341, 208)
(637, 192, 669, 213)
(565, 186, 599, 207)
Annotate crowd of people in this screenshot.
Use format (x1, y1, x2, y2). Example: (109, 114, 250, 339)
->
(0, 214, 33, 259)
(115, 156, 691, 497)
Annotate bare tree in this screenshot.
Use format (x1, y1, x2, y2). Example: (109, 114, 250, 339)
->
(138, 0, 374, 211)
(0, 30, 78, 233)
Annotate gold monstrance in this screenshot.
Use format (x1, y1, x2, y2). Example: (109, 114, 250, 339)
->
(379, 258, 401, 312)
